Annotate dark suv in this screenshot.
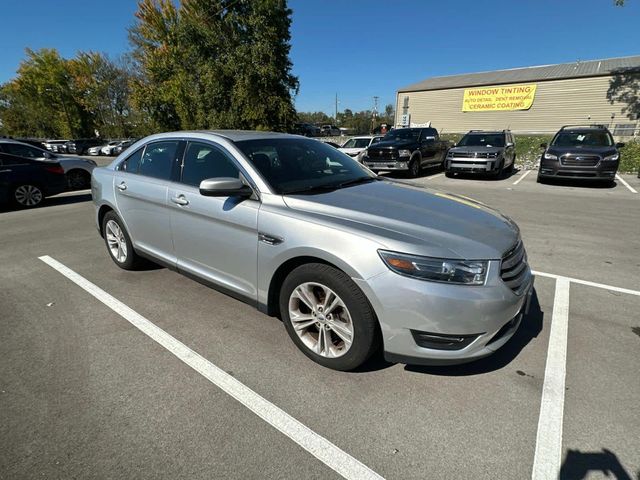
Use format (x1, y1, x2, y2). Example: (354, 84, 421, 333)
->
(445, 130, 515, 178)
(538, 125, 623, 183)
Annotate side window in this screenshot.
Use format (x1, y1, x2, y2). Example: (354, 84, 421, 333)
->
(3, 143, 44, 158)
(181, 142, 240, 187)
(120, 148, 143, 173)
(371, 137, 381, 144)
(138, 141, 179, 180)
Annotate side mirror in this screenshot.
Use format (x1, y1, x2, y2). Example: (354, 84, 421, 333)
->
(616, 142, 625, 148)
(506, 142, 514, 148)
(540, 143, 547, 149)
(452, 143, 457, 147)
(199, 178, 253, 197)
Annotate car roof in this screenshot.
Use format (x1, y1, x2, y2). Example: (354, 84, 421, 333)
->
(141, 130, 300, 143)
(465, 131, 507, 135)
(0, 139, 45, 148)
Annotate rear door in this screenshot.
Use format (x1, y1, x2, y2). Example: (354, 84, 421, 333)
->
(419, 128, 440, 165)
(114, 140, 183, 265)
(168, 140, 260, 300)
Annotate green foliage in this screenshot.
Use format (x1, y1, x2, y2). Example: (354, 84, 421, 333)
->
(619, 140, 640, 173)
(129, 0, 298, 132)
(0, 49, 141, 139)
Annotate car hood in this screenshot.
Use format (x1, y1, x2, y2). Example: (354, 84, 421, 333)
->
(449, 146, 504, 155)
(282, 180, 519, 259)
(546, 145, 617, 157)
(339, 147, 365, 155)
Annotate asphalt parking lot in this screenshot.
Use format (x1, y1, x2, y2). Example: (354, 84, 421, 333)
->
(1, 167, 638, 479)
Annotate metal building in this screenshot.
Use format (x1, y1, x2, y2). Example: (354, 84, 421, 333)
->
(395, 56, 640, 136)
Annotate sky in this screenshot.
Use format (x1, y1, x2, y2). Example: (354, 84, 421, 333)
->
(1, 0, 639, 115)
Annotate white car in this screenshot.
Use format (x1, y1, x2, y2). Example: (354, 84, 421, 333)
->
(339, 136, 384, 161)
(100, 141, 123, 156)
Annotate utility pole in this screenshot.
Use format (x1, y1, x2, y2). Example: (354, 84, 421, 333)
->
(372, 96, 379, 132)
(335, 93, 338, 123)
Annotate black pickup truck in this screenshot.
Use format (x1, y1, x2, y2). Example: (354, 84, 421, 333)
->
(362, 127, 452, 177)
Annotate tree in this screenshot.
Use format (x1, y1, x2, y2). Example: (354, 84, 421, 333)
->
(607, 68, 640, 122)
(129, 0, 299, 132)
(0, 48, 91, 138)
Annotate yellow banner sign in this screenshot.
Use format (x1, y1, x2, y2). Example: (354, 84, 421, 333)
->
(462, 83, 537, 112)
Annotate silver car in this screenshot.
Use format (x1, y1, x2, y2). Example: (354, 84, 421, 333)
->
(92, 131, 533, 371)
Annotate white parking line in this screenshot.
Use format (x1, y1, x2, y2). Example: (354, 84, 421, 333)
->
(427, 173, 444, 180)
(533, 270, 640, 297)
(512, 170, 531, 185)
(38, 255, 384, 480)
(615, 174, 638, 194)
(531, 277, 570, 480)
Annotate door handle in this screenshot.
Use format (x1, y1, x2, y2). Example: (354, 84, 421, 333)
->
(117, 182, 127, 191)
(171, 195, 189, 206)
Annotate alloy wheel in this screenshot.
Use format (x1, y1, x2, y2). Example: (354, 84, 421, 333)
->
(105, 219, 128, 263)
(288, 282, 354, 358)
(14, 185, 43, 207)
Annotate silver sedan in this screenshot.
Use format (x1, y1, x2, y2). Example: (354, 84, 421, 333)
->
(91, 131, 533, 371)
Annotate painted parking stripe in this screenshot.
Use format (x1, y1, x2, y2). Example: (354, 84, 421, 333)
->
(615, 174, 638, 194)
(533, 270, 640, 297)
(531, 277, 570, 480)
(512, 170, 531, 185)
(426, 172, 444, 180)
(38, 255, 384, 480)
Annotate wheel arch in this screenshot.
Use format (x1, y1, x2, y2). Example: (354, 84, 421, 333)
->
(97, 204, 115, 237)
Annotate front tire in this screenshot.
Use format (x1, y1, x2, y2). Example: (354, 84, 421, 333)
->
(279, 263, 379, 371)
(407, 156, 421, 178)
(102, 211, 144, 270)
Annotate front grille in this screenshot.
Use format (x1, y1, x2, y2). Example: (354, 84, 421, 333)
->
(560, 154, 600, 167)
(450, 151, 499, 159)
(367, 149, 397, 161)
(500, 240, 529, 294)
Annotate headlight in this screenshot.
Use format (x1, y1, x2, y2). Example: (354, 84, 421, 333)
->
(603, 153, 619, 161)
(543, 152, 558, 160)
(379, 250, 488, 285)
(398, 149, 412, 157)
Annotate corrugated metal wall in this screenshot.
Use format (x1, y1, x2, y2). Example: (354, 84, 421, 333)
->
(396, 76, 638, 135)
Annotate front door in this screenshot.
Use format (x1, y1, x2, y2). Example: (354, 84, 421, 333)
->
(168, 141, 259, 300)
(114, 140, 182, 265)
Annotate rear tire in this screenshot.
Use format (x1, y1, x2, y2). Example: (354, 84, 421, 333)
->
(279, 263, 380, 371)
(102, 211, 145, 270)
(12, 184, 44, 208)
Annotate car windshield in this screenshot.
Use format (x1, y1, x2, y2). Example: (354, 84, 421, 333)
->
(551, 131, 613, 147)
(457, 134, 505, 147)
(383, 129, 420, 141)
(235, 138, 375, 194)
(342, 138, 371, 148)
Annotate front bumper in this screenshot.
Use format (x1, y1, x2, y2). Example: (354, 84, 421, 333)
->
(354, 262, 533, 365)
(538, 160, 618, 179)
(363, 157, 410, 171)
(446, 157, 501, 173)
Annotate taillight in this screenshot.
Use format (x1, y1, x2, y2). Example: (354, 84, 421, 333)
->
(45, 165, 65, 175)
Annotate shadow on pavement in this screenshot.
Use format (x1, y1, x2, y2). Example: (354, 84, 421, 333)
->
(448, 167, 519, 181)
(0, 192, 92, 214)
(539, 177, 617, 189)
(560, 448, 633, 480)
(402, 288, 544, 376)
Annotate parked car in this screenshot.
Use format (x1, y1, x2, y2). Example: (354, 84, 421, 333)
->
(87, 144, 105, 156)
(0, 151, 67, 208)
(0, 139, 97, 190)
(66, 138, 104, 155)
(101, 141, 124, 156)
(92, 131, 532, 371)
(445, 130, 516, 178)
(15, 138, 47, 150)
(338, 135, 384, 162)
(112, 139, 136, 156)
(321, 125, 341, 136)
(293, 123, 321, 137)
(43, 140, 70, 154)
(538, 125, 623, 184)
(362, 127, 453, 177)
